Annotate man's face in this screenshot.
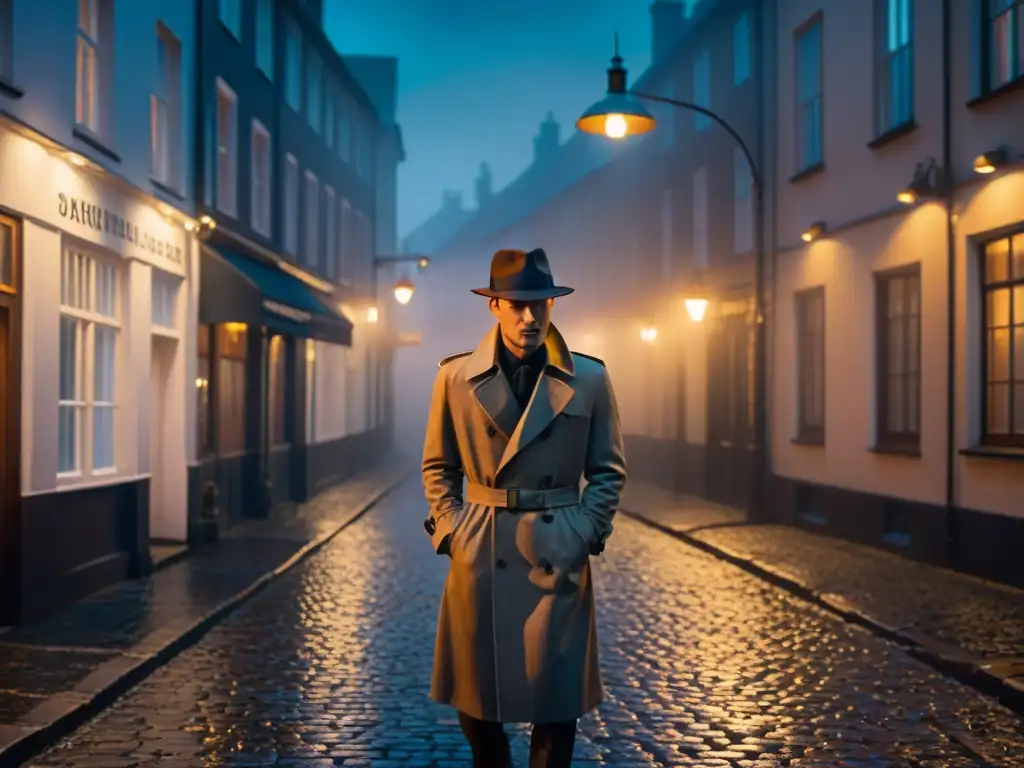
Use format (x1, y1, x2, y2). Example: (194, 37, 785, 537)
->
(489, 297, 554, 355)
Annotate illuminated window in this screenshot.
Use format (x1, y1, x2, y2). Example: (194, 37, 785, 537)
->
(981, 232, 1024, 446)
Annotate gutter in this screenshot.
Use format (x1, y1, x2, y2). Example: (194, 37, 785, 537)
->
(942, 0, 957, 522)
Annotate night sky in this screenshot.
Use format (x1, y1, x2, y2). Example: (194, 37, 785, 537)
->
(324, 0, 677, 239)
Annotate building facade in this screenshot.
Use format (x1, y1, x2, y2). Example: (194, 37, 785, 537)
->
(0, 0, 199, 623)
(193, 0, 391, 536)
(769, 0, 1024, 587)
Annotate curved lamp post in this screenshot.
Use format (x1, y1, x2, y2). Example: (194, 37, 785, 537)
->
(576, 39, 768, 521)
(374, 253, 431, 305)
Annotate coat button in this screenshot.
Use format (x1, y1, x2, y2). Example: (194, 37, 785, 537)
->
(486, 424, 497, 437)
(541, 475, 554, 489)
(539, 559, 553, 575)
(542, 513, 554, 523)
(495, 558, 507, 569)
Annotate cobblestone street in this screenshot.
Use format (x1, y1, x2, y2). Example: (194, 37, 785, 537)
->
(29, 476, 1024, 767)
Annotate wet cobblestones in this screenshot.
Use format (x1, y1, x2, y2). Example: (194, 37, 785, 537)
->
(30, 477, 1024, 767)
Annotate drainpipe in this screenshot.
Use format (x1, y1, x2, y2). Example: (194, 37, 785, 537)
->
(942, 0, 956, 545)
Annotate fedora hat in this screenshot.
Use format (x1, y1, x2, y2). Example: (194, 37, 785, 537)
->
(470, 248, 575, 301)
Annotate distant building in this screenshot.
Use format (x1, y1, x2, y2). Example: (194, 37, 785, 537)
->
(402, 189, 473, 257)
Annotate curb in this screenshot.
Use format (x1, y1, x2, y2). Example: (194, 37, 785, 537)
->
(0, 465, 417, 768)
(620, 508, 1024, 719)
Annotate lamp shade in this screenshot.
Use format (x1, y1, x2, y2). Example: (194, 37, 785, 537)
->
(576, 92, 657, 139)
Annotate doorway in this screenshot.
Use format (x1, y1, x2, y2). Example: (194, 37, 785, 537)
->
(0, 215, 20, 625)
(149, 334, 187, 566)
(706, 298, 755, 513)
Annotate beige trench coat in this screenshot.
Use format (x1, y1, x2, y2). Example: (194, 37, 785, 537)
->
(422, 323, 627, 724)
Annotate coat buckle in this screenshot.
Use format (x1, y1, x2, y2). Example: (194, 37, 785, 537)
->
(506, 488, 520, 510)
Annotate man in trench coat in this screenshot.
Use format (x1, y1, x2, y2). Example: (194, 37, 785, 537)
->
(422, 247, 627, 768)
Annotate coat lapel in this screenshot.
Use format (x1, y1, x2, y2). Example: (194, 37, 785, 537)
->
(497, 324, 576, 476)
(465, 326, 520, 439)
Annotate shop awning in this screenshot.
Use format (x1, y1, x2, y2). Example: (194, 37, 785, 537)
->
(200, 246, 352, 346)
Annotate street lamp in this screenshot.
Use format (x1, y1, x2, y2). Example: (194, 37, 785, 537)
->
(640, 326, 658, 343)
(577, 39, 769, 521)
(374, 253, 430, 305)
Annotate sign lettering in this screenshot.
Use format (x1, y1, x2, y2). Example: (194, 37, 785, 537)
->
(57, 193, 183, 265)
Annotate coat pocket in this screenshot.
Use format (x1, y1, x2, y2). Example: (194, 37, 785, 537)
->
(517, 506, 591, 572)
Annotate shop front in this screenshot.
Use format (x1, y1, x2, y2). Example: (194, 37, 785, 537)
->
(0, 120, 196, 623)
(193, 241, 353, 533)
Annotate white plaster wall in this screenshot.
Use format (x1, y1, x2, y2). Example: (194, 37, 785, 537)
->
(771, 207, 949, 504)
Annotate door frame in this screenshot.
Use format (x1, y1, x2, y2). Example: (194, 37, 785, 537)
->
(0, 213, 22, 625)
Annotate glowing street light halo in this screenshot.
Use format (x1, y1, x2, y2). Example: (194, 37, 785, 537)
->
(576, 36, 657, 140)
(393, 277, 415, 305)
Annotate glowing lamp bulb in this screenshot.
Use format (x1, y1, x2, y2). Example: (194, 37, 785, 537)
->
(604, 114, 628, 139)
(640, 326, 658, 343)
(393, 285, 414, 305)
(684, 298, 708, 323)
(897, 189, 917, 205)
(366, 306, 379, 323)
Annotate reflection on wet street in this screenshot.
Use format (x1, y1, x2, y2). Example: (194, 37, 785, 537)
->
(32, 476, 1024, 767)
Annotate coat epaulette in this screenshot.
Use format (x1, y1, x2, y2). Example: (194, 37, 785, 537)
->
(571, 351, 606, 367)
(438, 351, 472, 369)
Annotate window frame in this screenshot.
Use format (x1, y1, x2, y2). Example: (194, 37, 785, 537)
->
(324, 185, 336, 278)
(795, 286, 826, 444)
(304, 170, 319, 267)
(215, 77, 238, 217)
(874, 263, 922, 452)
(874, 0, 914, 137)
(218, 0, 242, 40)
(980, 229, 1024, 447)
(58, 245, 122, 482)
(284, 153, 299, 255)
(793, 13, 824, 173)
(151, 23, 182, 191)
(268, 334, 288, 448)
(285, 20, 303, 112)
(307, 50, 322, 132)
(250, 119, 271, 236)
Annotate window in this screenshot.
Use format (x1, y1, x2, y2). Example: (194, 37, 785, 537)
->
(196, 324, 213, 457)
(325, 186, 336, 278)
(734, 12, 751, 84)
(304, 170, 319, 267)
(985, 0, 1024, 90)
(256, 0, 273, 79)
(325, 89, 336, 149)
(59, 248, 120, 477)
(285, 21, 302, 111)
(268, 335, 287, 446)
(875, 266, 921, 449)
(217, 323, 247, 454)
(981, 232, 1024, 446)
(0, 215, 13, 291)
(151, 270, 180, 328)
(733, 147, 753, 254)
(215, 78, 238, 216)
(339, 112, 351, 161)
(875, 0, 913, 135)
(692, 167, 708, 268)
(76, 0, 111, 136)
(307, 52, 322, 132)
(795, 17, 823, 171)
(796, 287, 826, 442)
(284, 153, 298, 255)
(693, 47, 711, 131)
(0, 0, 13, 82)
(218, 0, 241, 38)
(251, 120, 271, 236)
(305, 340, 317, 443)
(151, 24, 182, 190)
(355, 209, 369, 285)
(339, 197, 350, 280)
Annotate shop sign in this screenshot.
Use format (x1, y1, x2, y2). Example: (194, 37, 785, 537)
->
(57, 192, 184, 265)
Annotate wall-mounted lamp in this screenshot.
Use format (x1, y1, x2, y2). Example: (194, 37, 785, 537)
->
(801, 221, 827, 242)
(366, 306, 379, 323)
(639, 326, 658, 343)
(393, 277, 415, 305)
(417, 256, 430, 269)
(973, 147, 1009, 175)
(195, 214, 217, 241)
(898, 158, 944, 205)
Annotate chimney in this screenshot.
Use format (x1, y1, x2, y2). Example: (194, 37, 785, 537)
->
(441, 190, 463, 212)
(650, 0, 686, 63)
(474, 162, 493, 209)
(532, 112, 561, 166)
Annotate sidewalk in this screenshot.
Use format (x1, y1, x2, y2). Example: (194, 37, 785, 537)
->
(0, 450, 417, 766)
(620, 482, 1024, 714)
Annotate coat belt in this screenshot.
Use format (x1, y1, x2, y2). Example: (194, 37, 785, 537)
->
(464, 482, 579, 511)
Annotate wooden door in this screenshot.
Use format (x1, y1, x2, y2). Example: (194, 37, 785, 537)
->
(0, 216, 20, 625)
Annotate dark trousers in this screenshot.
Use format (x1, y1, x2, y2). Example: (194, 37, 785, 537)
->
(458, 711, 577, 768)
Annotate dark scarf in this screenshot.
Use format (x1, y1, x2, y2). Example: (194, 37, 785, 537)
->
(497, 338, 547, 410)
